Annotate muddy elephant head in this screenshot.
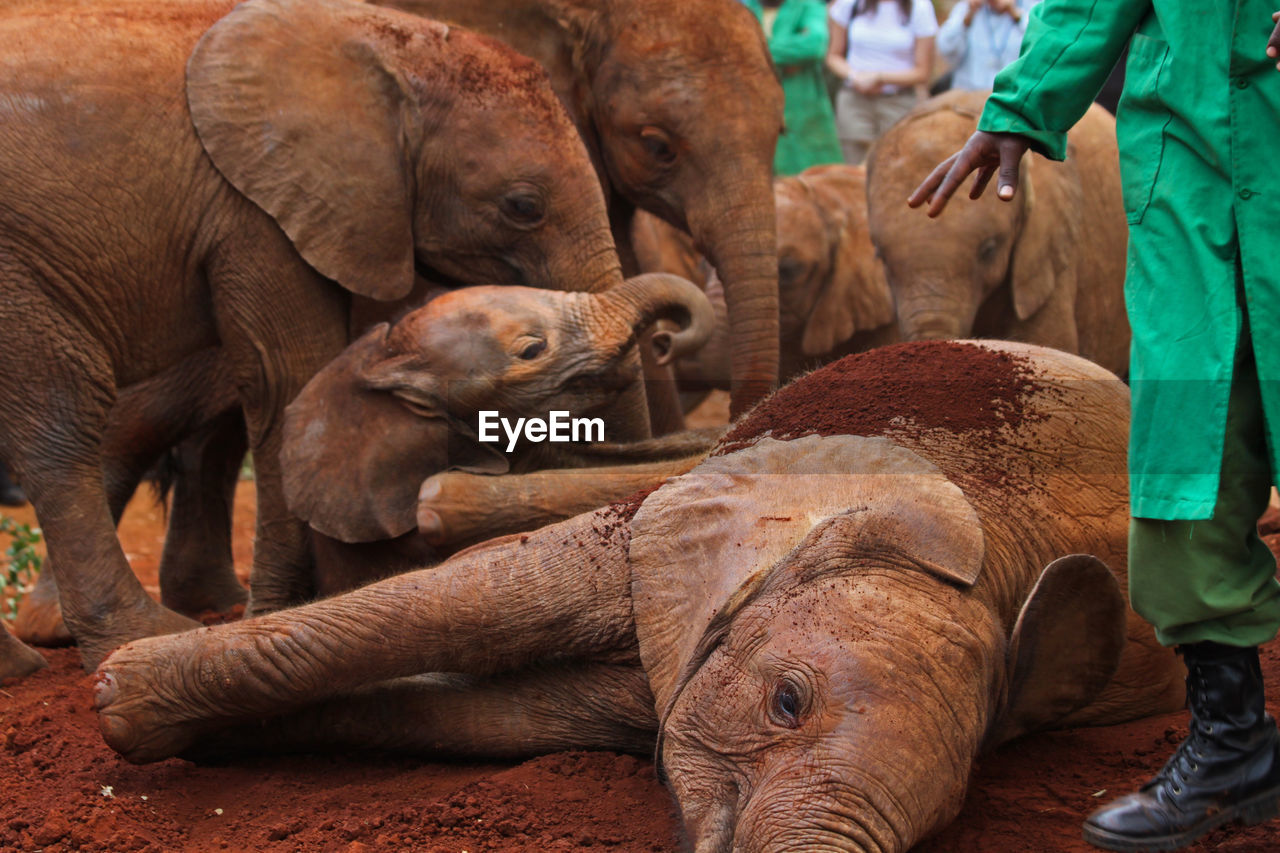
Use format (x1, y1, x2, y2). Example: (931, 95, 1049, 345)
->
(187, 0, 623, 303)
(865, 90, 1129, 374)
(280, 275, 712, 543)
(372, 0, 785, 416)
(635, 434, 1133, 852)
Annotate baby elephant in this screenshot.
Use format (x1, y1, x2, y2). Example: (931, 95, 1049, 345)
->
(94, 340, 1184, 853)
(282, 275, 717, 595)
(635, 164, 898, 392)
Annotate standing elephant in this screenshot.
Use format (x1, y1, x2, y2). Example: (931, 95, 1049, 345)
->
(281, 275, 718, 596)
(373, 0, 786, 417)
(866, 89, 1130, 376)
(635, 164, 898, 392)
(94, 341, 1185, 852)
(0, 0, 630, 672)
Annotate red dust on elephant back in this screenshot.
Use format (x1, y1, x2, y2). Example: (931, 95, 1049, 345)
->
(716, 341, 1050, 454)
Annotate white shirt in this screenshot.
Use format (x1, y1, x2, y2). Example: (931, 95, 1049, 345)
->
(936, 0, 1041, 91)
(829, 0, 938, 78)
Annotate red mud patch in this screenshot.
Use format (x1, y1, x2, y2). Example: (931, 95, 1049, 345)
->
(1, 489, 1279, 851)
(716, 341, 1046, 455)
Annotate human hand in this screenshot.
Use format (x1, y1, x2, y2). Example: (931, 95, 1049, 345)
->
(990, 0, 1021, 22)
(906, 130, 1032, 217)
(964, 0, 983, 26)
(850, 71, 883, 95)
(1269, 11, 1280, 70)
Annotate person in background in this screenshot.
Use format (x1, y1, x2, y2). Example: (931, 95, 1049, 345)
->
(825, 0, 937, 165)
(744, 0, 844, 175)
(936, 0, 1041, 91)
(909, 1, 1280, 850)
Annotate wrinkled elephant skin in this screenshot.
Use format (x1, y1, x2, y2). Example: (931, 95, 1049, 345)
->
(0, 0, 622, 672)
(95, 341, 1183, 852)
(375, 0, 785, 416)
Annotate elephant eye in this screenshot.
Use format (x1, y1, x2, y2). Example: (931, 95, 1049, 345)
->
(768, 678, 807, 729)
(500, 190, 546, 226)
(977, 236, 1003, 263)
(640, 126, 677, 166)
(516, 339, 547, 360)
(778, 256, 805, 284)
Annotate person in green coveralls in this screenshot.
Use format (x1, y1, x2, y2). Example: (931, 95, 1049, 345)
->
(909, 3, 1280, 850)
(745, 0, 843, 175)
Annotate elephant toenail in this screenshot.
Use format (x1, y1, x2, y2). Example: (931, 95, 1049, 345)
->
(93, 671, 117, 708)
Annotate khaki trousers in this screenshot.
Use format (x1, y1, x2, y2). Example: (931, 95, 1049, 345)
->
(834, 87, 917, 165)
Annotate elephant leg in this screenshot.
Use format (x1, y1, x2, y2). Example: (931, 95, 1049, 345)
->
(95, 505, 635, 764)
(181, 662, 657, 762)
(158, 411, 249, 617)
(0, 625, 46, 684)
(418, 455, 705, 548)
(12, 566, 70, 647)
(0, 293, 198, 671)
(206, 243, 347, 616)
(16, 415, 162, 648)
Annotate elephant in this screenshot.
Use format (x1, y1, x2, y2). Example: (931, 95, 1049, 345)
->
(280, 275, 719, 597)
(0, 0, 633, 672)
(865, 89, 1130, 377)
(13, 349, 248, 650)
(634, 164, 899, 395)
(93, 340, 1186, 852)
(372, 0, 787, 420)
(7, 273, 716, 656)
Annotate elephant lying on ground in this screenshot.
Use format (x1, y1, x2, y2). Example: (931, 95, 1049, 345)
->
(95, 341, 1184, 852)
(866, 90, 1130, 375)
(634, 164, 898, 396)
(0, 0, 629, 672)
(282, 275, 719, 596)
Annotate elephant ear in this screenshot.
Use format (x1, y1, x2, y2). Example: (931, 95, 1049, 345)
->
(187, 0, 433, 301)
(281, 325, 508, 544)
(1008, 155, 1084, 321)
(799, 170, 894, 357)
(984, 554, 1127, 747)
(631, 434, 984, 715)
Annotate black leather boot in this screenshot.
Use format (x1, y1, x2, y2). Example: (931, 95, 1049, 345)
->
(0, 461, 25, 507)
(1082, 642, 1280, 851)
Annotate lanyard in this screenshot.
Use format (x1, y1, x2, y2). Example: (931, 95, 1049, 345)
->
(982, 3, 1018, 61)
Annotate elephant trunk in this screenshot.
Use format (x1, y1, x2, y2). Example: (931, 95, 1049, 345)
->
(688, 184, 779, 417)
(593, 273, 716, 365)
(893, 281, 973, 342)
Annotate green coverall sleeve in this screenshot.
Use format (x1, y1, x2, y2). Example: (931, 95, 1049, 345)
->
(979, 0, 1151, 159)
(769, 2, 831, 66)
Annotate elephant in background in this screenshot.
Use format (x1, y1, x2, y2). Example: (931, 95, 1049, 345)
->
(0, 0, 631, 674)
(281, 276, 719, 597)
(94, 341, 1184, 852)
(374, 0, 786, 419)
(866, 89, 1130, 376)
(634, 164, 899, 396)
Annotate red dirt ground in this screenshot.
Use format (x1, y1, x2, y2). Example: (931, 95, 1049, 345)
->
(1, 479, 1279, 852)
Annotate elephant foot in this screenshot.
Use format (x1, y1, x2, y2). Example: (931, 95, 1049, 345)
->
(94, 629, 217, 763)
(0, 627, 48, 684)
(13, 577, 73, 647)
(74, 599, 202, 672)
(160, 574, 249, 620)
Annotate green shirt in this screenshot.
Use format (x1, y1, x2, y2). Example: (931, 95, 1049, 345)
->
(746, 0, 844, 176)
(979, 0, 1280, 519)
